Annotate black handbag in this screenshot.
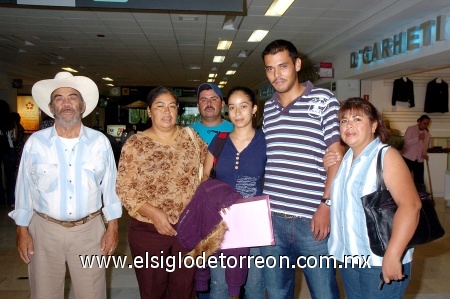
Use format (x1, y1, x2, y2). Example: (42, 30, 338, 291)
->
(361, 145, 445, 257)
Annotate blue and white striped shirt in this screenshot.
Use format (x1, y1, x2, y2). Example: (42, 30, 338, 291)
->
(328, 138, 413, 266)
(262, 81, 341, 217)
(9, 125, 122, 226)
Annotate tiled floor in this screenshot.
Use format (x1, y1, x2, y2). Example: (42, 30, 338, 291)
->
(0, 198, 449, 299)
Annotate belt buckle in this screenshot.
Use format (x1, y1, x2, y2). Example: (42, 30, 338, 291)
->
(61, 221, 76, 228)
(275, 212, 298, 219)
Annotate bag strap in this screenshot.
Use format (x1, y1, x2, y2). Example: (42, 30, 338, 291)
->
(212, 132, 229, 169)
(186, 127, 201, 160)
(376, 145, 390, 191)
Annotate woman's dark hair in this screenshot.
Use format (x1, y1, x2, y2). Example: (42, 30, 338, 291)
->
(146, 86, 178, 108)
(11, 112, 21, 123)
(417, 115, 430, 122)
(262, 39, 298, 65)
(226, 86, 256, 106)
(0, 100, 13, 133)
(338, 97, 390, 143)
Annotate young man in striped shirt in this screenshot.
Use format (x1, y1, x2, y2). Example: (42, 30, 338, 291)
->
(260, 39, 344, 299)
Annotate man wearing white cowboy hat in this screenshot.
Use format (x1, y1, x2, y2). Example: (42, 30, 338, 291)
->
(9, 72, 122, 298)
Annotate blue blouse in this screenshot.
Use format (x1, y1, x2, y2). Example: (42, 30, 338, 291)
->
(208, 130, 267, 198)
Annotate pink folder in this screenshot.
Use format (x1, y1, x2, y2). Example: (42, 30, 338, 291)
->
(220, 195, 275, 249)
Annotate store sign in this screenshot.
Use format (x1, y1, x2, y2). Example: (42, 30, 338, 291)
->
(13, 0, 244, 13)
(350, 15, 447, 68)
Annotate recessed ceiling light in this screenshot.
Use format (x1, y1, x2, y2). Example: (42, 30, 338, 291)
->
(62, 67, 78, 72)
(226, 70, 236, 75)
(231, 62, 240, 68)
(207, 79, 215, 83)
(217, 40, 232, 50)
(106, 83, 114, 87)
(213, 56, 225, 63)
(208, 73, 217, 78)
(265, 0, 295, 16)
(219, 81, 227, 85)
(248, 30, 269, 42)
(218, 85, 224, 88)
(179, 15, 198, 21)
(102, 77, 113, 81)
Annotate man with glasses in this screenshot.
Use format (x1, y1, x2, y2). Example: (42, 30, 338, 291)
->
(190, 83, 233, 145)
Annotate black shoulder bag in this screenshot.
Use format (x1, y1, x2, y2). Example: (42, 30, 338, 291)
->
(209, 132, 228, 179)
(361, 146, 445, 257)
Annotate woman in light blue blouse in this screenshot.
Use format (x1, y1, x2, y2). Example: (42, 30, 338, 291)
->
(324, 98, 422, 299)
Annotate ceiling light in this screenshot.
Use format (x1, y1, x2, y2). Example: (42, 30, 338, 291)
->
(188, 65, 201, 70)
(179, 15, 198, 21)
(24, 41, 35, 46)
(106, 83, 114, 87)
(217, 40, 232, 50)
(218, 85, 224, 88)
(208, 73, 217, 78)
(207, 79, 215, 83)
(62, 67, 78, 72)
(226, 70, 236, 75)
(219, 81, 227, 85)
(213, 56, 225, 63)
(102, 77, 113, 81)
(248, 30, 269, 42)
(231, 62, 240, 68)
(265, 0, 295, 16)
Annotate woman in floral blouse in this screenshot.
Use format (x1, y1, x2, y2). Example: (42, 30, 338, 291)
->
(116, 86, 207, 299)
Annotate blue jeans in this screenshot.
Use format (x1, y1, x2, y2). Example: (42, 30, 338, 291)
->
(210, 247, 265, 298)
(260, 214, 339, 299)
(340, 262, 411, 299)
(196, 290, 210, 299)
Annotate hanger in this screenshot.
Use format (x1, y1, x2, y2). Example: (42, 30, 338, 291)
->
(436, 77, 442, 83)
(402, 76, 407, 82)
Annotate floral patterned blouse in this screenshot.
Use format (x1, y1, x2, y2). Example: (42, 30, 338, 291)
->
(116, 126, 207, 224)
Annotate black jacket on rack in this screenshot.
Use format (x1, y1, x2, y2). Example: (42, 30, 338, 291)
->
(392, 77, 415, 108)
(424, 78, 448, 113)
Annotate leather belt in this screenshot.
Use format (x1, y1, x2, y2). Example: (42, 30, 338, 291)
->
(273, 212, 300, 219)
(35, 210, 102, 228)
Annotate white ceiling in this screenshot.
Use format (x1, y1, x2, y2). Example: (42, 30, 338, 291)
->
(0, 0, 449, 97)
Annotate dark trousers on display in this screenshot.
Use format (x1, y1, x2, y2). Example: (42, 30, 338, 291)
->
(403, 157, 426, 193)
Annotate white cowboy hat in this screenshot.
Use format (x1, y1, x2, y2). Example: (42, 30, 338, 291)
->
(32, 71, 99, 118)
